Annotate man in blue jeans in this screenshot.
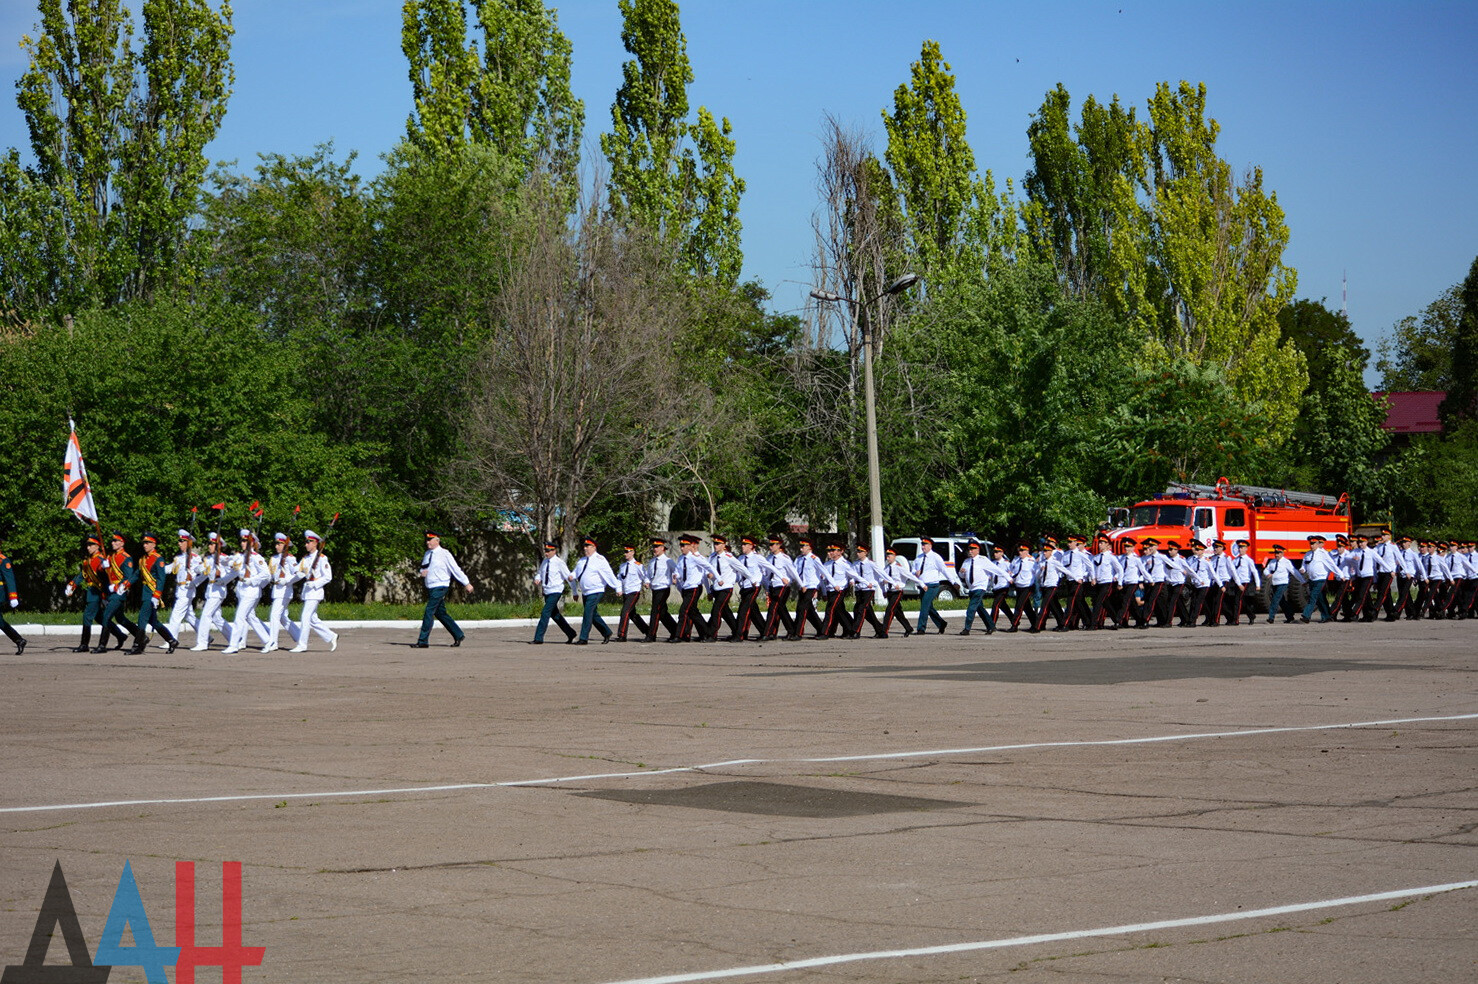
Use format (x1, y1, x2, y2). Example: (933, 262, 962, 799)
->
(531, 540, 577, 644)
(414, 531, 474, 648)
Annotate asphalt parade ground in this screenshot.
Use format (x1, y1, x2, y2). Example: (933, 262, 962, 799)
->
(1, 621, 1473, 983)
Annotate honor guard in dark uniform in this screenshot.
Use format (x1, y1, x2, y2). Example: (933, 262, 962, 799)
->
(98, 531, 146, 653)
(66, 534, 128, 652)
(134, 533, 178, 654)
(0, 527, 25, 655)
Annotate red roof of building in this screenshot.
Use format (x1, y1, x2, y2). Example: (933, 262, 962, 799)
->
(1373, 391, 1446, 434)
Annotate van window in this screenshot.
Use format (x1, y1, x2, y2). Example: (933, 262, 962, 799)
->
(1224, 508, 1246, 527)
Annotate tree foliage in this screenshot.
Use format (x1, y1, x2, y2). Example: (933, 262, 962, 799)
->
(401, 0, 582, 199)
(600, 0, 744, 286)
(3, 0, 233, 315)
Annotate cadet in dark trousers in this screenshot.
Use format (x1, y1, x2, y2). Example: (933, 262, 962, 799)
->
(643, 538, 680, 642)
(97, 532, 146, 653)
(0, 527, 25, 655)
(133, 532, 178, 654)
(615, 543, 651, 642)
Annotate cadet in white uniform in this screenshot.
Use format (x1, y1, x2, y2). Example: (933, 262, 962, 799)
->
(163, 530, 202, 645)
(264, 532, 302, 652)
(224, 530, 272, 653)
(615, 543, 650, 642)
(191, 532, 238, 651)
(292, 530, 338, 652)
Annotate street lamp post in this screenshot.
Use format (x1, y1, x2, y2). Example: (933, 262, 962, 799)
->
(810, 272, 920, 560)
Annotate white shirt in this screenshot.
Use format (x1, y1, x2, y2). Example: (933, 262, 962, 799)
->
(236, 551, 270, 591)
(645, 554, 678, 589)
(616, 557, 647, 593)
(537, 555, 572, 595)
(298, 550, 332, 600)
(422, 545, 470, 589)
(912, 550, 958, 587)
(269, 552, 302, 597)
(571, 552, 620, 595)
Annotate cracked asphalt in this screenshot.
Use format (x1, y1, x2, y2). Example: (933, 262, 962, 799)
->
(0, 621, 1473, 982)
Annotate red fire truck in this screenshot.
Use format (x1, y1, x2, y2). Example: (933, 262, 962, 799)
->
(1105, 478, 1353, 568)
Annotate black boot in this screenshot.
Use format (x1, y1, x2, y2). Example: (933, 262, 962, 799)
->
(161, 628, 178, 654)
(73, 626, 92, 653)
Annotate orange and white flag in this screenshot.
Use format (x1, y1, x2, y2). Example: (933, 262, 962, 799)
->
(63, 419, 99, 525)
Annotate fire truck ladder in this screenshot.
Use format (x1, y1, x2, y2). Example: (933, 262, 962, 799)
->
(1166, 481, 1349, 513)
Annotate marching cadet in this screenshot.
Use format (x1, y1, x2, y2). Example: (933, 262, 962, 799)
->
(1368, 529, 1400, 620)
(733, 536, 785, 642)
(1344, 534, 1376, 620)
(786, 536, 827, 639)
(66, 534, 127, 654)
(643, 538, 680, 642)
(816, 540, 857, 638)
(190, 532, 238, 650)
(1159, 541, 1187, 627)
(531, 540, 577, 644)
(986, 544, 1012, 628)
(98, 532, 146, 653)
(292, 530, 338, 652)
(1414, 541, 1441, 618)
(957, 539, 1007, 635)
(264, 532, 303, 652)
(1395, 535, 1422, 620)
(163, 530, 202, 646)
(1179, 540, 1220, 627)
(1326, 535, 1354, 616)
(1299, 534, 1347, 623)
(615, 543, 651, 642)
(1452, 542, 1477, 617)
(1058, 535, 1096, 629)
(671, 534, 715, 642)
(1085, 535, 1121, 629)
(1134, 539, 1166, 629)
(133, 533, 178, 654)
(911, 537, 960, 635)
(1004, 543, 1038, 631)
(847, 544, 890, 639)
(224, 530, 272, 654)
(703, 534, 740, 641)
(1228, 540, 1262, 626)
(1030, 537, 1068, 633)
(761, 536, 800, 641)
(0, 527, 25, 655)
(570, 536, 620, 645)
(1113, 538, 1147, 628)
(1433, 541, 1458, 618)
(415, 531, 473, 648)
(1263, 544, 1305, 624)
(880, 546, 923, 637)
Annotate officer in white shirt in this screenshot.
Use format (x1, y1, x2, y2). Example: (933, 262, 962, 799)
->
(224, 530, 272, 654)
(1179, 540, 1220, 627)
(1262, 543, 1305, 624)
(789, 536, 828, 639)
(986, 544, 1013, 628)
(881, 547, 924, 637)
(1004, 543, 1038, 631)
(1113, 538, 1146, 628)
(1343, 534, 1376, 620)
(911, 537, 960, 635)
(762, 536, 801, 640)
(292, 530, 338, 653)
(570, 536, 621, 645)
(847, 544, 890, 639)
(1086, 536, 1121, 630)
(733, 536, 786, 641)
(643, 538, 680, 642)
(1415, 540, 1444, 618)
(1205, 540, 1236, 626)
(1159, 541, 1187, 626)
(1226, 540, 1262, 626)
(704, 534, 740, 641)
(957, 539, 1007, 635)
(1299, 534, 1347, 623)
(671, 534, 716, 642)
(1395, 535, 1422, 620)
(1032, 536, 1072, 633)
(532, 540, 577, 644)
(1134, 538, 1166, 629)
(816, 540, 857, 638)
(614, 543, 650, 642)
(263, 532, 302, 653)
(416, 530, 473, 648)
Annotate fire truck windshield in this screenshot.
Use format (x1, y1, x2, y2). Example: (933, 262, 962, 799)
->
(1130, 504, 1190, 527)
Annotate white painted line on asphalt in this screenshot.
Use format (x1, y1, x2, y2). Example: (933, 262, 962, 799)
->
(592, 880, 1478, 984)
(1, 713, 1472, 815)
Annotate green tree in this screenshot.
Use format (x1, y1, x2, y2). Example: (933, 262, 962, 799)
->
(883, 40, 995, 279)
(600, 0, 744, 285)
(1440, 255, 1478, 426)
(1276, 298, 1368, 382)
(401, 0, 583, 196)
(3, 0, 234, 315)
(1376, 283, 1460, 391)
(0, 301, 414, 599)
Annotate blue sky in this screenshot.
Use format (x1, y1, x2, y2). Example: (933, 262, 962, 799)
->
(4, 1, 1474, 380)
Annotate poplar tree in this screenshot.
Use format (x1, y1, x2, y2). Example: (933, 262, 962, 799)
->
(1, 0, 234, 316)
(401, 0, 583, 196)
(600, 0, 744, 286)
